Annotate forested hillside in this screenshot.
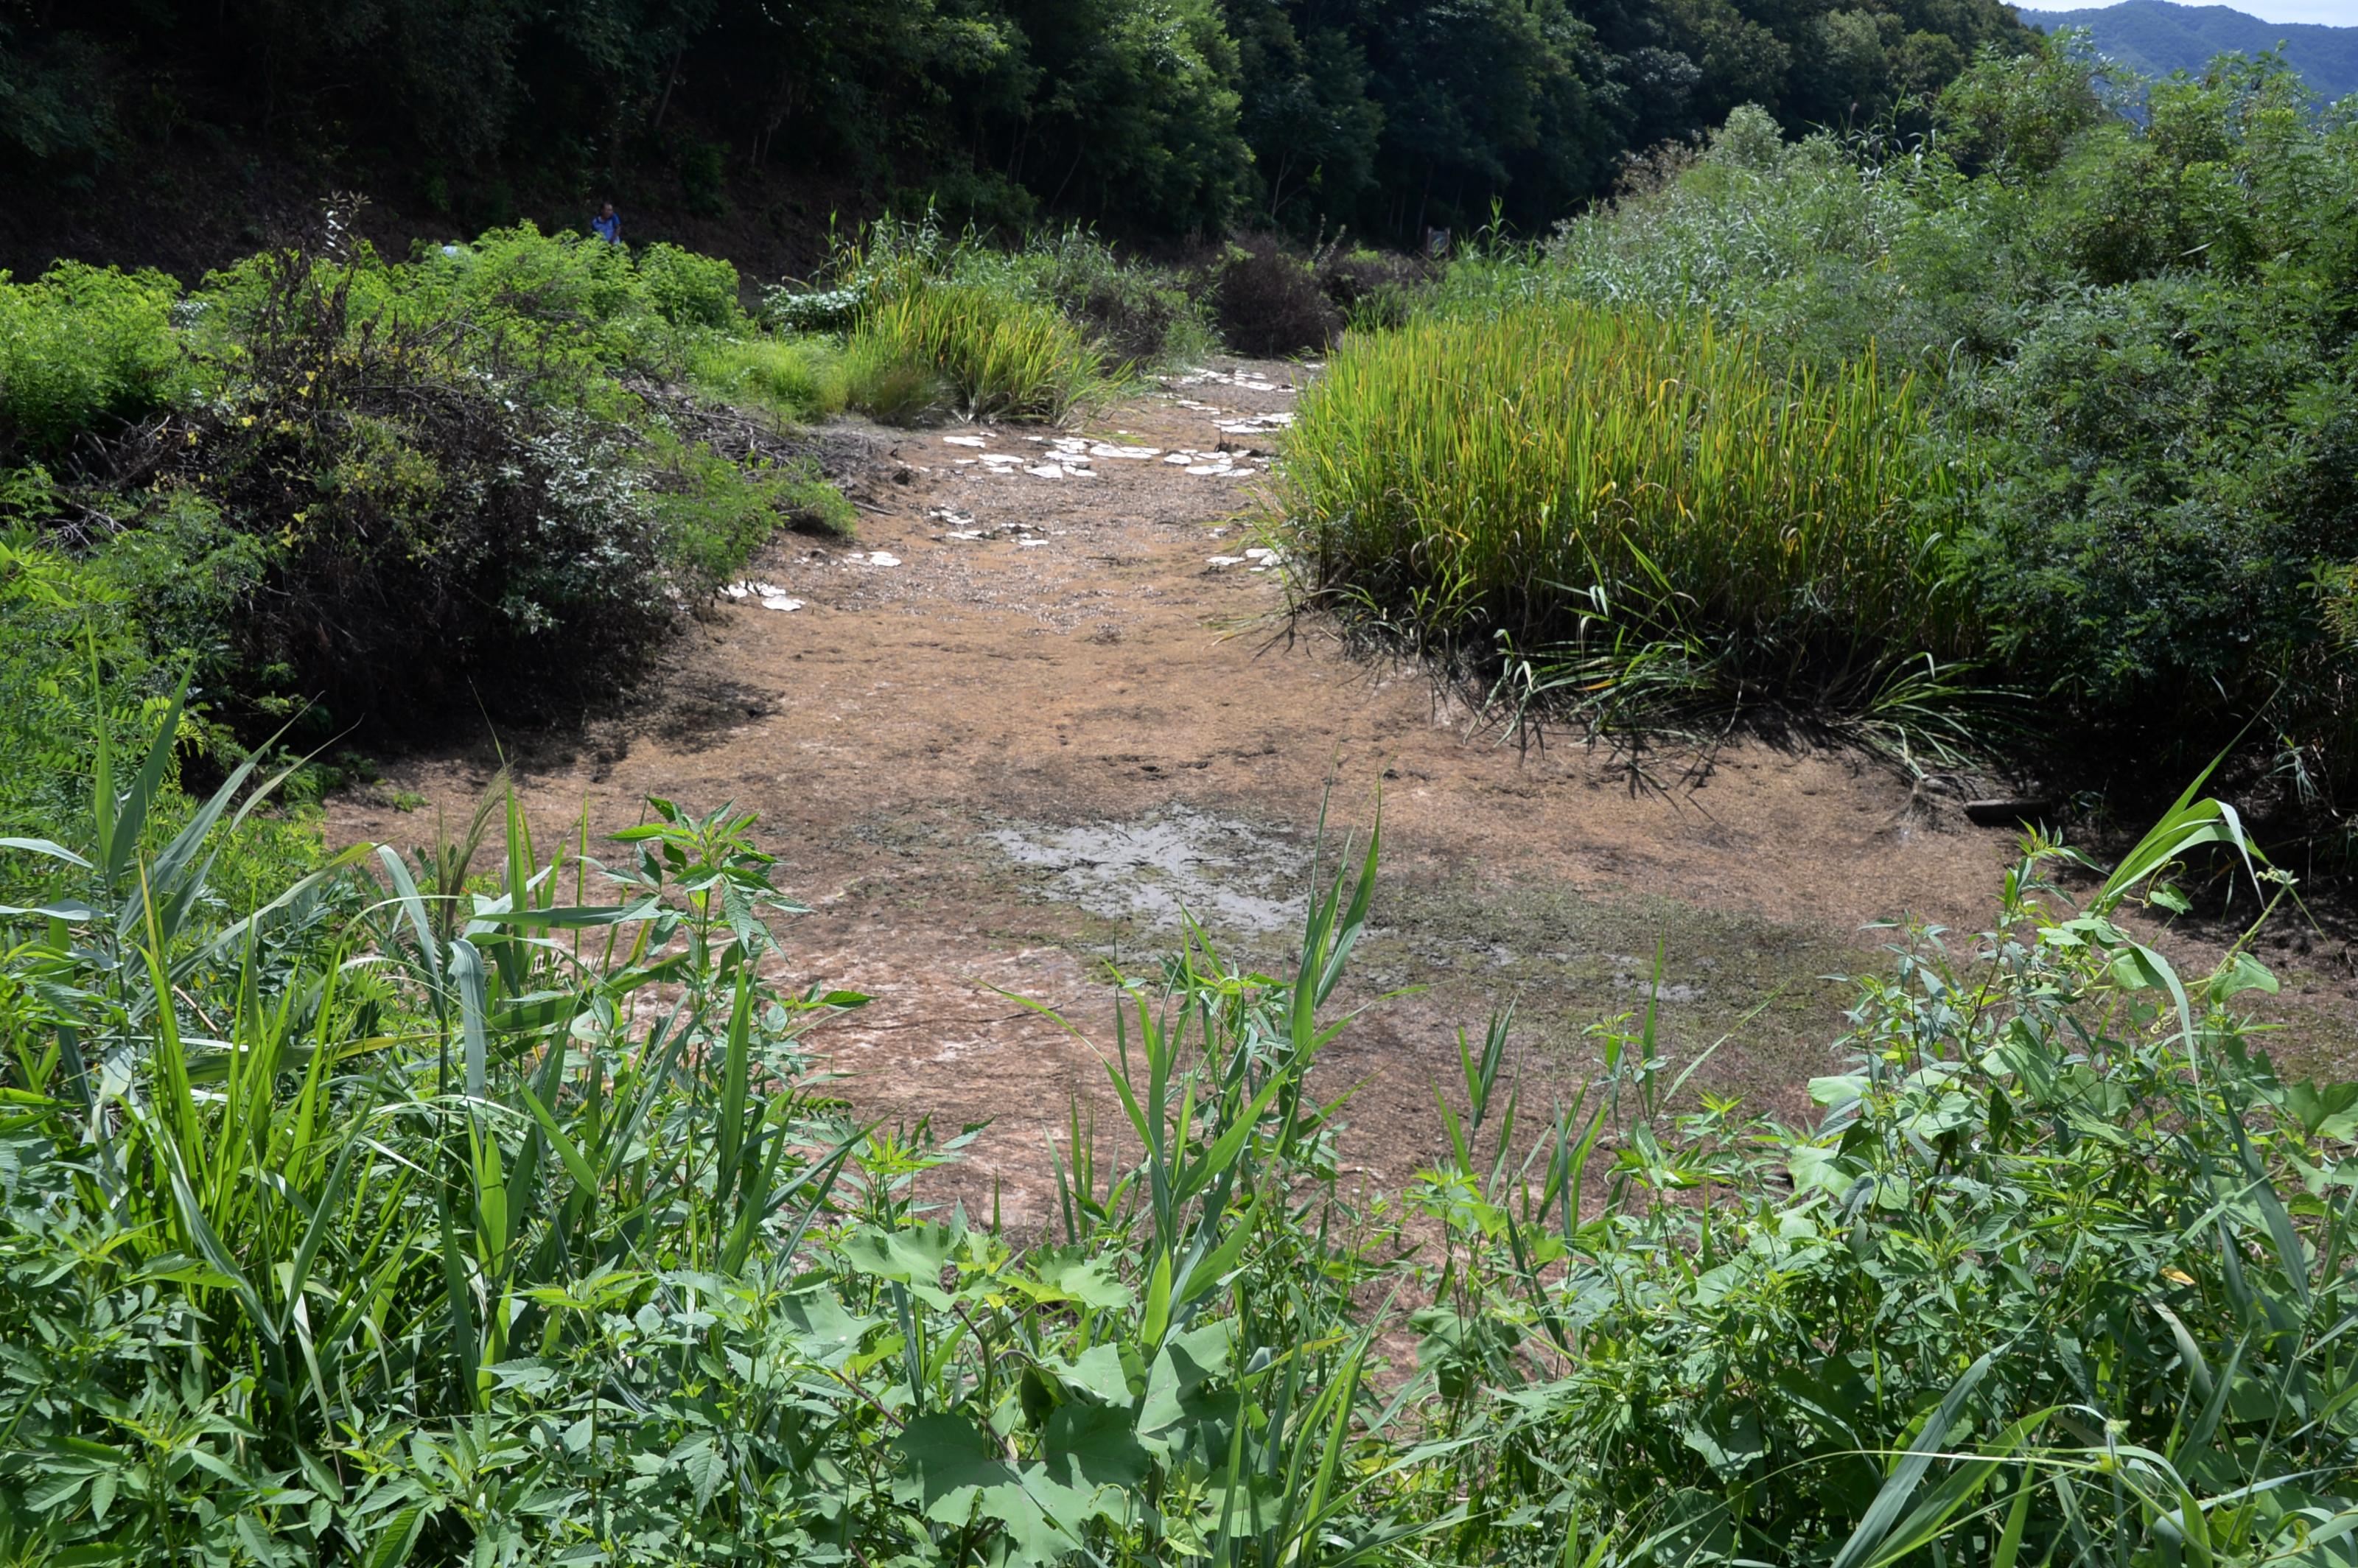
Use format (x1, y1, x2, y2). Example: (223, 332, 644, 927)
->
(1, 0, 2032, 273)
(2021, 1, 2358, 99)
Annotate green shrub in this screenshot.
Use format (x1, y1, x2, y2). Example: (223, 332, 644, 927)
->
(1407, 791, 2358, 1566)
(1206, 237, 1337, 356)
(637, 240, 743, 329)
(1957, 274, 2358, 786)
(1486, 111, 2044, 379)
(443, 220, 648, 335)
(645, 431, 855, 587)
(762, 281, 864, 334)
(1002, 224, 1211, 366)
(158, 241, 684, 735)
(0, 262, 186, 460)
(1316, 245, 1430, 331)
(12, 224, 814, 743)
(1278, 301, 1968, 699)
(198, 224, 667, 392)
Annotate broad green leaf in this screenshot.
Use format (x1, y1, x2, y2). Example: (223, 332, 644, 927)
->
(781, 1290, 881, 1368)
(896, 1413, 1019, 1522)
(1021, 1245, 1136, 1313)
(1054, 1343, 1140, 1407)
(1044, 1400, 1154, 1511)
(838, 1221, 968, 1309)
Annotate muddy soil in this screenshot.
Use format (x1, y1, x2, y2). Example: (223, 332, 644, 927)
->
(328, 360, 2358, 1223)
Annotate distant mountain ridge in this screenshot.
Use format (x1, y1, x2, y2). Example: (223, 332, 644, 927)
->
(2019, 1, 2358, 100)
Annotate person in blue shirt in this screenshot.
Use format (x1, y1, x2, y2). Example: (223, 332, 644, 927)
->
(592, 202, 621, 245)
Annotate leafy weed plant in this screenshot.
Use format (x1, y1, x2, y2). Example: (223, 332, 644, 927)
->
(4, 674, 2355, 1564)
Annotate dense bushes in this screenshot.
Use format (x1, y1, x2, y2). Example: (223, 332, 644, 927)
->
(0, 263, 187, 460)
(0, 222, 849, 764)
(1959, 277, 2358, 738)
(3, 693, 2353, 1564)
(158, 245, 684, 732)
(1288, 55, 2358, 811)
(635, 242, 745, 329)
(1205, 239, 1340, 356)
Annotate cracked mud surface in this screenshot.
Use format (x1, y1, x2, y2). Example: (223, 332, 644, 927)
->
(328, 358, 2358, 1223)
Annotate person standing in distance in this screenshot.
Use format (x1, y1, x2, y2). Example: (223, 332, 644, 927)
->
(592, 201, 622, 245)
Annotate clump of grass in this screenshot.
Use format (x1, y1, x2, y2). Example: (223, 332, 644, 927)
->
(847, 278, 1103, 423)
(836, 330, 950, 425)
(1276, 301, 1973, 716)
(688, 335, 849, 422)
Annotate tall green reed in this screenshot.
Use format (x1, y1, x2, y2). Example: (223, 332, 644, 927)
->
(1276, 301, 1975, 719)
(848, 279, 1104, 424)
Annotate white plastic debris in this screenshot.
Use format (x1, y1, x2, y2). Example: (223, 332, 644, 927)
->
(942, 435, 986, 448)
(1088, 444, 1161, 459)
(1206, 555, 1246, 568)
(760, 595, 805, 611)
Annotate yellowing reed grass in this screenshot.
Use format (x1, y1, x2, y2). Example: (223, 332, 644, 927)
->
(850, 278, 1102, 422)
(1277, 304, 1973, 671)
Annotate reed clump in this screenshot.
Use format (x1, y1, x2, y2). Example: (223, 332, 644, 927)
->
(847, 276, 1106, 424)
(1278, 302, 1973, 694)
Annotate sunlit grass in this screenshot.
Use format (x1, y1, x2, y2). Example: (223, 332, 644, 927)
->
(687, 335, 849, 422)
(1276, 302, 1975, 704)
(848, 276, 1107, 424)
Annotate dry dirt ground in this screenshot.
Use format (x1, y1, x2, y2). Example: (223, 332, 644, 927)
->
(326, 359, 2358, 1223)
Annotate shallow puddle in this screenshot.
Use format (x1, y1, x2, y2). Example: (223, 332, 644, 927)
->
(984, 805, 1308, 935)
